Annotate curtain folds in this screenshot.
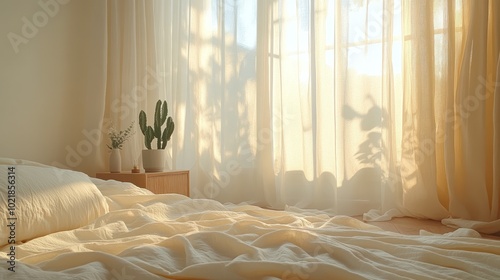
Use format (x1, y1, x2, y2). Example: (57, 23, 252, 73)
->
(103, 0, 500, 234)
(103, 0, 174, 170)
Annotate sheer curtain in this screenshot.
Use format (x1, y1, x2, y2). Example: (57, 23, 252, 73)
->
(103, 0, 175, 171)
(104, 0, 500, 233)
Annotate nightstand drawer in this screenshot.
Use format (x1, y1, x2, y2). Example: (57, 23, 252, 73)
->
(96, 171, 189, 196)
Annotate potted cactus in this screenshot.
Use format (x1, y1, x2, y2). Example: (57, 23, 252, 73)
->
(139, 100, 175, 172)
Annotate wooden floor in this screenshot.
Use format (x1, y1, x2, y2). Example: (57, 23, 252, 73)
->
(354, 216, 500, 240)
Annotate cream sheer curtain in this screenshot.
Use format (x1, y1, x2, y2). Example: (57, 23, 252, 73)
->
(103, 0, 175, 170)
(104, 0, 499, 234)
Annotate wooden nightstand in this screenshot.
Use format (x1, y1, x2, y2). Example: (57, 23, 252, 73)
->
(96, 171, 189, 196)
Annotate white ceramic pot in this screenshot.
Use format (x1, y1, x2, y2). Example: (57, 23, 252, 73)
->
(109, 149, 121, 173)
(142, 149, 166, 172)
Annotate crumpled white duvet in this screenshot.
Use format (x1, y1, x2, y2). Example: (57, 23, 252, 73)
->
(1, 179, 500, 280)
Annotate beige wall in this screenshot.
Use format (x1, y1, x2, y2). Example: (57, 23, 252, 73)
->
(0, 0, 106, 175)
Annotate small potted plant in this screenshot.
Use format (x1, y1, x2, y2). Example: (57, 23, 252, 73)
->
(139, 100, 175, 172)
(107, 121, 135, 173)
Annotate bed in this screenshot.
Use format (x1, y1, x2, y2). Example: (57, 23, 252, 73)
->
(1, 158, 499, 280)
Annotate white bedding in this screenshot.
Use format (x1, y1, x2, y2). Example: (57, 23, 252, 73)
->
(1, 176, 500, 279)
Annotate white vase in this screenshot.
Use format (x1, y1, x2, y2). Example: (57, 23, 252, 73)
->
(142, 149, 165, 172)
(109, 149, 121, 173)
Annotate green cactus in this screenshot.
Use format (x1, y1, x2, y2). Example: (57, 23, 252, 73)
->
(139, 100, 175, 150)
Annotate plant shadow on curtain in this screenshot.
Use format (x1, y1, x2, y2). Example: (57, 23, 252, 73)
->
(167, 0, 402, 216)
(105, 0, 500, 234)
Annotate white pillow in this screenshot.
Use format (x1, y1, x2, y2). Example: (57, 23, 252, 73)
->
(0, 157, 53, 168)
(0, 164, 109, 245)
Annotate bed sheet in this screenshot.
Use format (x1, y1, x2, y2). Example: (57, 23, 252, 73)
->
(1, 178, 499, 280)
